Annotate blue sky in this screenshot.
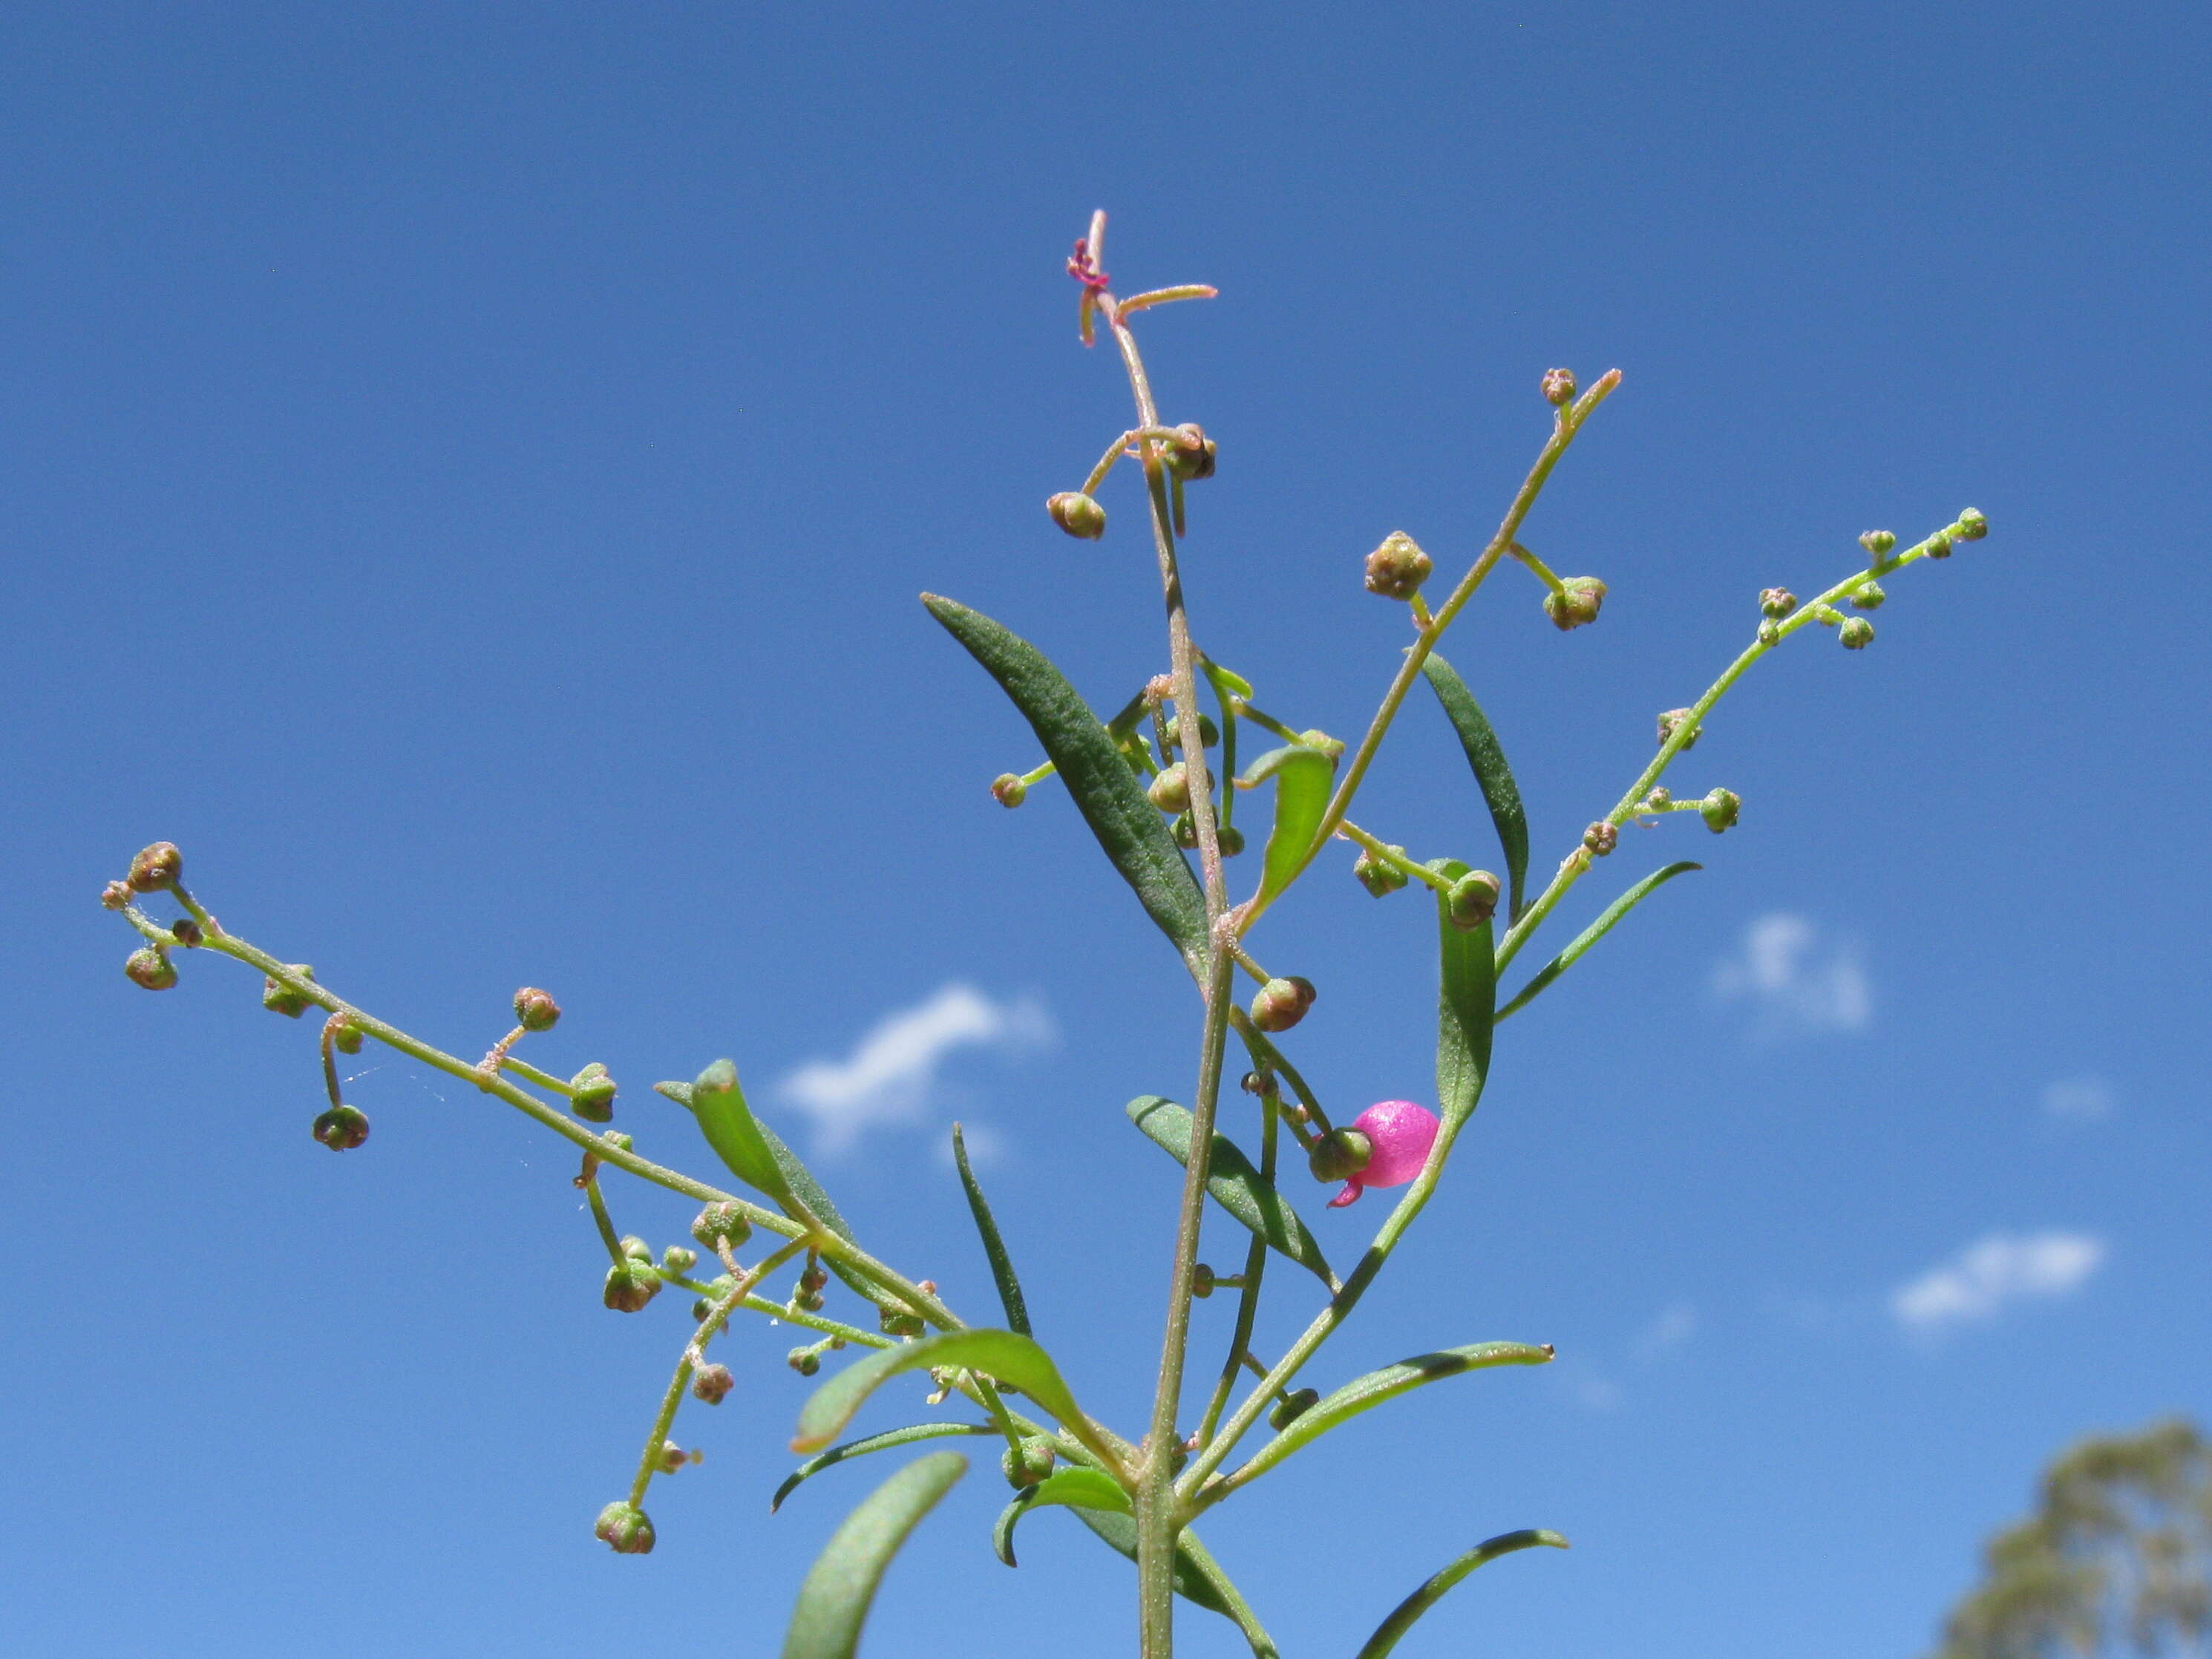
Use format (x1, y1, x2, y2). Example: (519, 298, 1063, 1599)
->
(4, 4, 2208, 1655)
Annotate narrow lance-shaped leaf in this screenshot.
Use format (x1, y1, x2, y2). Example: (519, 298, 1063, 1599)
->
(1353, 1529, 1571, 1659)
(793, 1329, 1107, 1466)
(779, 1451, 967, 1659)
(1220, 1342, 1554, 1494)
(952, 1122, 1031, 1335)
(658, 1078, 907, 1312)
(1237, 742, 1334, 908)
(1126, 1096, 1337, 1289)
(992, 1467, 1130, 1565)
(1421, 653, 1530, 922)
(771, 1422, 997, 1514)
(687, 1060, 791, 1205)
(1495, 861, 1702, 1023)
(923, 594, 1208, 979)
(1431, 859, 1497, 1131)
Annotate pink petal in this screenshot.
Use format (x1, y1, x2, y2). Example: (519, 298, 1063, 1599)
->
(1326, 1179, 1364, 1208)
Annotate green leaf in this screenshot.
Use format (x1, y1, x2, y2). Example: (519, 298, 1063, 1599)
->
(779, 1452, 967, 1659)
(1125, 1096, 1337, 1289)
(923, 594, 1208, 978)
(951, 1123, 1032, 1336)
(1353, 1529, 1571, 1659)
(1494, 862, 1703, 1023)
(1237, 742, 1334, 907)
(687, 1059, 791, 1205)
(1431, 859, 1497, 1132)
(992, 1467, 1130, 1566)
(1224, 1342, 1554, 1492)
(1421, 653, 1530, 922)
(793, 1329, 1100, 1457)
(771, 1422, 997, 1514)
(1065, 1505, 1236, 1617)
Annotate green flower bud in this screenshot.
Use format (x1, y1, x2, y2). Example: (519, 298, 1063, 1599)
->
(621, 1234, 654, 1263)
(1760, 587, 1797, 618)
(594, 1501, 655, 1555)
(1851, 582, 1886, 611)
(990, 773, 1027, 808)
(1859, 529, 1897, 558)
(1447, 869, 1501, 931)
(170, 917, 204, 948)
(1583, 821, 1618, 857)
(1658, 708, 1700, 750)
(1309, 1128, 1373, 1185)
(692, 1274, 736, 1321)
(879, 1303, 926, 1338)
(691, 1363, 735, 1405)
(793, 1286, 825, 1313)
(1542, 576, 1607, 632)
(691, 1202, 752, 1251)
(1268, 1387, 1321, 1431)
(1162, 423, 1216, 481)
(1171, 812, 1199, 850)
(1250, 977, 1312, 1034)
(1297, 728, 1346, 759)
(263, 965, 318, 1018)
(1699, 788, 1742, 834)
(1047, 491, 1107, 540)
(569, 1062, 617, 1123)
(1148, 762, 1192, 814)
(1839, 617, 1876, 649)
(1162, 711, 1218, 750)
(1758, 619, 1781, 647)
(1001, 1434, 1058, 1488)
(603, 1261, 661, 1313)
(312, 1104, 370, 1151)
(331, 1019, 364, 1055)
(600, 1130, 633, 1154)
(1923, 530, 1953, 560)
(1364, 531, 1433, 601)
(125, 946, 177, 991)
(1955, 507, 1989, 541)
(788, 1346, 822, 1376)
(1353, 845, 1410, 897)
(1191, 1263, 1217, 1299)
(128, 841, 183, 893)
(101, 880, 134, 910)
(1541, 367, 1577, 408)
(655, 1442, 690, 1474)
(661, 1244, 697, 1274)
(1217, 823, 1246, 857)
(512, 986, 560, 1033)
(1643, 788, 1672, 811)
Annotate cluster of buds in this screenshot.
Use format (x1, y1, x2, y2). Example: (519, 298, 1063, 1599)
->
(1162, 422, 1217, 481)
(1364, 531, 1433, 602)
(1699, 788, 1742, 834)
(1540, 367, 1577, 408)
(690, 1363, 736, 1405)
(595, 1502, 655, 1555)
(691, 1201, 752, 1253)
(1249, 975, 1317, 1034)
(512, 986, 561, 1033)
(1583, 821, 1619, 857)
(603, 1257, 661, 1314)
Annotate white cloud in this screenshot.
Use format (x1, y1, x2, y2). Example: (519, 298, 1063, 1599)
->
(1712, 912, 1870, 1036)
(774, 984, 1053, 1156)
(1635, 1302, 1698, 1363)
(1891, 1231, 2107, 1335)
(2042, 1075, 2116, 1123)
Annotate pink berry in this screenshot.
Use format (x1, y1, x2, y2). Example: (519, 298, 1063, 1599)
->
(1324, 1100, 1439, 1208)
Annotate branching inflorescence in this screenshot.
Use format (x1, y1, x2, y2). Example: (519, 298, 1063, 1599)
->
(104, 210, 1990, 1659)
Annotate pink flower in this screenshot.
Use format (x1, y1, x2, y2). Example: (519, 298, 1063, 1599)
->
(1326, 1099, 1439, 1208)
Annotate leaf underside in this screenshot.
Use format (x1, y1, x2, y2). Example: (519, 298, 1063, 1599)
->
(779, 1451, 968, 1659)
(1125, 1096, 1337, 1288)
(1421, 653, 1530, 923)
(792, 1329, 1093, 1455)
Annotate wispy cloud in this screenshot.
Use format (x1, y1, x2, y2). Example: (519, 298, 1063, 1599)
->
(773, 984, 1053, 1156)
(1635, 1302, 1698, 1364)
(1891, 1231, 2107, 1335)
(1712, 912, 1870, 1037)
(2042, 1075, 2116, 1123)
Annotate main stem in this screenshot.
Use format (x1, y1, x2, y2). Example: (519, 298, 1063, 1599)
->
(1090, 212, 1236, 1659)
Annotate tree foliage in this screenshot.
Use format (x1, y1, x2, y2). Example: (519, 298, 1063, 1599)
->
(1933, 1419, 2211, 1659)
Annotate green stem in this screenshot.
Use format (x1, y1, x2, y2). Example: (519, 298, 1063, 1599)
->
(500, 1056, 575, 1096)
(1093, 210, 1237, 1659)
(1335, 821, 1450, 892)
(1492, 514, 1972, 976)
(627, 1236, 809, 1508)
(1230, 1014, 1329, 1139)
(1196, 1087, 1277, 1447)
(583, 1176, 630, 1269)
(1241, 373, 1623, 936)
